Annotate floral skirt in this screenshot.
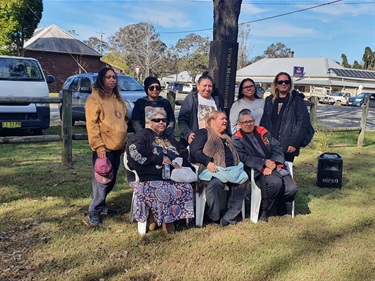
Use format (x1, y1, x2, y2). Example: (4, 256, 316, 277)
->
(130, 180, 194, 225)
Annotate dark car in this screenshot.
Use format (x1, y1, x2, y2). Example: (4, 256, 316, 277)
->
(166, 82, 183, 92)
(346, 92, 375, 107)
(58, 73, 144, 128)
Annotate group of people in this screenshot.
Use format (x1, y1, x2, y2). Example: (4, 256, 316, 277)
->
(85, 67, 311, 233)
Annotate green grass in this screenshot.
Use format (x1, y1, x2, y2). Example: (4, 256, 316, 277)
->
(1, 129, 375, 280)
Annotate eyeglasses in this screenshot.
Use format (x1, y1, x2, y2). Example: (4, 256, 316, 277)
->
(148, 85, 161, 91)
(240, 120, 255, 125)
(105, 75, 117, 79)
(277, 80, 290, 85)
(151, 118, 167, 123)
(243, 85, 255, 90)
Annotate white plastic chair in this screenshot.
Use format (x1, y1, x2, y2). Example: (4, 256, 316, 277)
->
(249, 163, 295, 223)
(192, 163, 246, 227)
(123, 152, 147, 235)
(284, 161, 295, 218)
(250, 169, 262, 223)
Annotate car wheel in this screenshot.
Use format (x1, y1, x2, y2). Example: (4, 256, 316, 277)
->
(334, 100, 341, 106)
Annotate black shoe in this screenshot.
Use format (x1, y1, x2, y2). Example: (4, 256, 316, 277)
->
(259, 210, 268, 222)
(101, 206, 118, 215)
(88, 212, 102, 225)
(277, 202, 288, 216)
(220, 217, 230, 227)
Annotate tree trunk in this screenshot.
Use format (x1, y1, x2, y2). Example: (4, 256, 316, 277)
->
(209, 0, 242, 117)
(213, 0, 242, 42)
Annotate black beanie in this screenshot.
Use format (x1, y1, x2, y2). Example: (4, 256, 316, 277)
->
(144, 76, 161, 93)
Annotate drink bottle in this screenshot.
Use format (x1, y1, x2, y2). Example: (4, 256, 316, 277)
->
(162, 163, 171, 179)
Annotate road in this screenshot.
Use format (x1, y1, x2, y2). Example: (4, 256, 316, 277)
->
(50, 103, 375, 131)
(315, 104, 375, 130)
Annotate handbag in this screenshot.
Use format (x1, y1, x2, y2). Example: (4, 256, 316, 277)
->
(170, 167, 198, 183)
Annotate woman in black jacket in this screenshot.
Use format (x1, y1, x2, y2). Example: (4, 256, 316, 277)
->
(178, 72, 224, 146)
(260, 72, 311, 163)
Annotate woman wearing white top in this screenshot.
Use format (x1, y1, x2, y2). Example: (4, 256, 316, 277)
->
(178, 71, 224, 146)
(229, 78, 264, 134)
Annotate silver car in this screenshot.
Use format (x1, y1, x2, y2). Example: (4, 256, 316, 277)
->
(59, 73, 144, 130)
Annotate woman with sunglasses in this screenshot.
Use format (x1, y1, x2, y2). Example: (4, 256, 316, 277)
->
(260, 72, 311, 164)
(85, 67, 128, 225)
(229, 78, 264, 134)
(132, 76, 175, 136)
(126, 108, 194, 234)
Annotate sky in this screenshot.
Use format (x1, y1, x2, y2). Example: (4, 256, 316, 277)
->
(39, 0, 375, 66)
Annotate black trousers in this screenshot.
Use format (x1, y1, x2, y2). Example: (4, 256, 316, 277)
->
(255, 170, 297, 211)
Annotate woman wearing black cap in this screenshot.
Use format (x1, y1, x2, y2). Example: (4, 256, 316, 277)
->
(132, 76, 175, 136)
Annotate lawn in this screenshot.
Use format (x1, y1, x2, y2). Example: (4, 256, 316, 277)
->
(0, 127, 374, 281)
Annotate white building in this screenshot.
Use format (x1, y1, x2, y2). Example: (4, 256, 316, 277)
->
(236, 57, 375, 97)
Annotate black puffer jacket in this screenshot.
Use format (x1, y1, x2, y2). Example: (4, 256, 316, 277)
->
(260, 90, 310, 157)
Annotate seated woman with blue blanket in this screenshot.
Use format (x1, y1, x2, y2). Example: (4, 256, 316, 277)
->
(126, 108, 194, 234)
(189, 111, 248, 227)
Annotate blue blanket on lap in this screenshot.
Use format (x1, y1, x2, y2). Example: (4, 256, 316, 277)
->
(198, 162, 248, 184)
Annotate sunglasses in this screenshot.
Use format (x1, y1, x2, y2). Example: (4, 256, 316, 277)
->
(105, 75, 116, 79)
(277, 80, 290, 85)
(148, 85, 161, 91)
(151, 118, 167, 123)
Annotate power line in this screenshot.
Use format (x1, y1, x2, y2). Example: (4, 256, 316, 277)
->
(159, 0, 363, 35)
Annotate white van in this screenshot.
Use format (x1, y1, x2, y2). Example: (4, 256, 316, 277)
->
(0, 56, 55, 133)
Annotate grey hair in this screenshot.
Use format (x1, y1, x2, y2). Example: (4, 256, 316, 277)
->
(237, 109, 253, 122)
(146, 107, 167, 120)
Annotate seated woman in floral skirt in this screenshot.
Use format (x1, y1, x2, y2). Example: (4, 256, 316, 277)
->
(126, 108, 194, 234)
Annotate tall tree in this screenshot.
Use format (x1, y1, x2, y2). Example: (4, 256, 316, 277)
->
(175, 33, 210, 79)
(102, 51, 129, 74)
(341, 54, 350, 68)
(108, 22, 166, 78)
(0, 0, 43, 56)
(83, 36, 109, 54)
(237, 23, 252, 69)
(352, 60, 362, 69)
(210, 0, 243, 114)
(263, 42, 291, 58)
(362, 46, 375, 70)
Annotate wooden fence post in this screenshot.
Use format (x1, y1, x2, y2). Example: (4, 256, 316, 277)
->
(62, 89, 72, 166)
(357, 96, 369, 147)
(310, 96, 318, 128)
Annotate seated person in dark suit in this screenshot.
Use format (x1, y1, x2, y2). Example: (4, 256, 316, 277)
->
(232, 109, 298, 222)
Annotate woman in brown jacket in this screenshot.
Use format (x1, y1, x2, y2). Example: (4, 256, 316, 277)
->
(86, 67, 128, 225)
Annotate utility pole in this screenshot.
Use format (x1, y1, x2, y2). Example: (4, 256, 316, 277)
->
(96, 31, 105, 54)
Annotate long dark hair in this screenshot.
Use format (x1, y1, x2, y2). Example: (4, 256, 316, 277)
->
(94, 67, 121, 99)
(237, 78, 260, 100)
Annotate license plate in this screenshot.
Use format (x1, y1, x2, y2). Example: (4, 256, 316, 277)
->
(2, 122, 22, 128)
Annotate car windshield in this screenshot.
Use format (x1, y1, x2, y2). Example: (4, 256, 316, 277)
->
(332, 92, 344, 96)
(355, 93, 371, 98)
(118, 76, 144, 91)
(0, 58, 44, 81)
